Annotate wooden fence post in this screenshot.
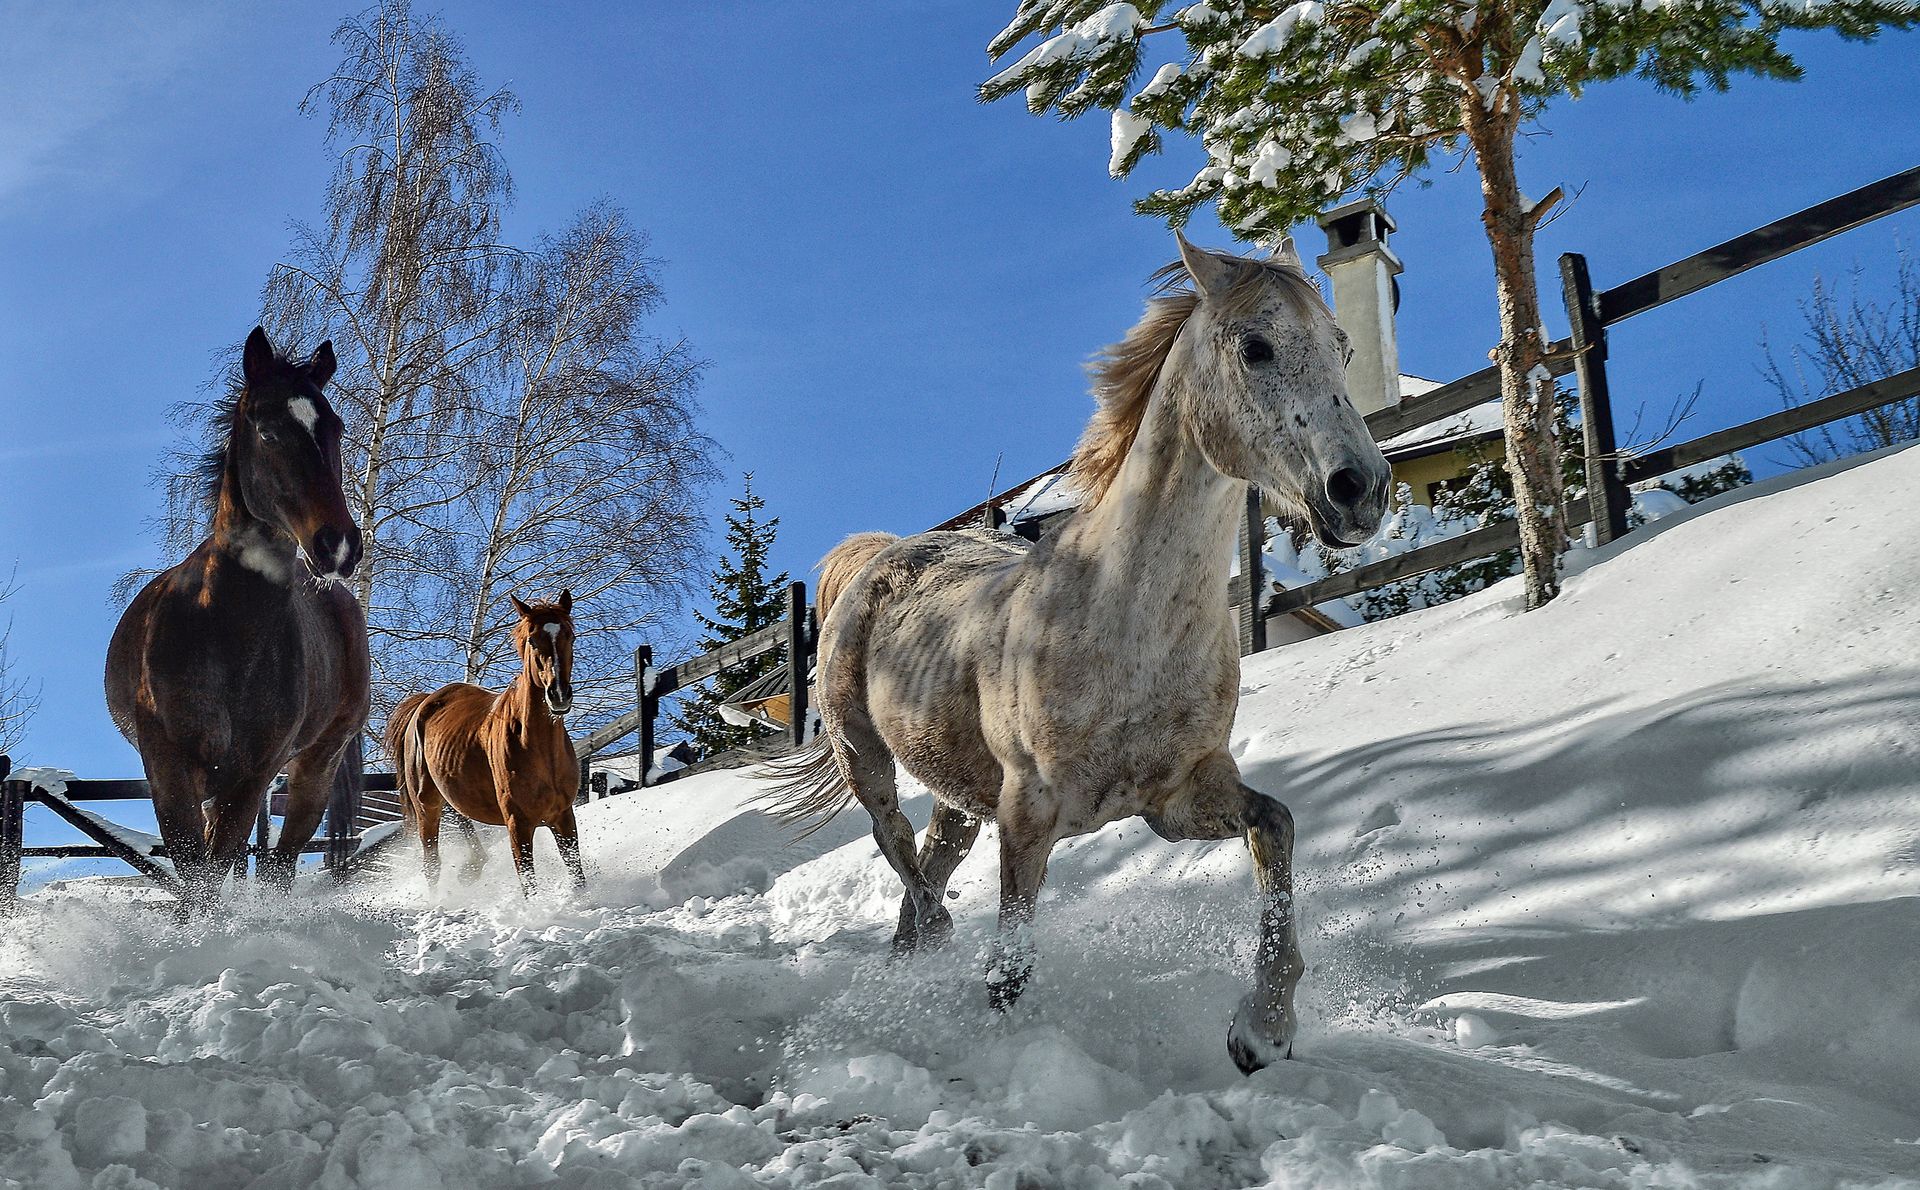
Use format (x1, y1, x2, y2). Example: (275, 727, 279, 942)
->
(1, 757, 20, 913)
(325, 734, 364, 876)
(1240, 484, 1268, 656)
(1560, 252, 1631, 545)
(636, 644, 655, 789)
(786, 581, 810, 748)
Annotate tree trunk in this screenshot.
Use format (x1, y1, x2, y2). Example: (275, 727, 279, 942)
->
(1463, 99, 1568, 609)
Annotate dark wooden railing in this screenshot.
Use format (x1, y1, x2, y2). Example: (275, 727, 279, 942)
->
(1257, 166, 1920, 630)
(0, 751, 408, 910)
(573, 580, 814, 789)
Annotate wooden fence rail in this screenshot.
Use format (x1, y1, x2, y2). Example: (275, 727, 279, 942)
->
(572, 581, 815, 790)
(1258, 166, 1920, 633)
(0, 751, 414, 910)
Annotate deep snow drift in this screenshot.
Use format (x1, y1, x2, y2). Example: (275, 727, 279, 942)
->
(5, 445, 1920, 1188)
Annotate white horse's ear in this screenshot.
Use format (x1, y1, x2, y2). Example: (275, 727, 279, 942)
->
(1274, 236, 1303, 270)
(1176, 230, 1240, 300)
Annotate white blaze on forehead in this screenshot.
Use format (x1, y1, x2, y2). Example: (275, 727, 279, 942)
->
(543, 622, 561, 639)
(288, 397, 319, 436)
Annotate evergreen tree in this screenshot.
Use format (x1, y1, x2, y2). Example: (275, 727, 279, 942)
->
(675, 475, 789, 757)
(983, 0, 1915, 610)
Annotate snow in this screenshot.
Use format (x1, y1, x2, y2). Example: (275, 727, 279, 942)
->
(6, 445, 1920, 1185)
(986, 4, 1145, 101)
(1108, 108, 1151, 176)
(1237, 2, 1325, 57)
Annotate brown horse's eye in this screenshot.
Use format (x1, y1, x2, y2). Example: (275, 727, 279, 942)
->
(1240, 335, 1274, 365)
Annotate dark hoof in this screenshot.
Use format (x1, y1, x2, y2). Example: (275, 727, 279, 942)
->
(985, 947, 1033, 1013)
(1228, 1030, 1294, 1075)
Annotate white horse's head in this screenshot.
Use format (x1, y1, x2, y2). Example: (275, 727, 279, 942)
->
(1167, 235, 1391, 547)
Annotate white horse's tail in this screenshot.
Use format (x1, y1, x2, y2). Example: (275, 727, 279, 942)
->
(755, 532, 898, 837)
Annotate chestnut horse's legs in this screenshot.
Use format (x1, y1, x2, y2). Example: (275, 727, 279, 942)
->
(418, 795, 445, 887)
(503, 809, 539, 897)
(893, 802, 980, 950)
(553, 806, 586, 891)
(449, 811, 488, 883)
(1146, 751, 1303, 1074)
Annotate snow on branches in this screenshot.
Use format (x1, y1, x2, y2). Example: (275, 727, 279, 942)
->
(982, 0, 1917, 238)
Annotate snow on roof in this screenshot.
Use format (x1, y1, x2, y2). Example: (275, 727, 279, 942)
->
(1379, 396, 1503, 456)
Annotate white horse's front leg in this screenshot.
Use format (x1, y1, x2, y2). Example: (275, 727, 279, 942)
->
(1148, 752, 1303, 1074)
(1231, 789, 1302, 1073)
(989, 774, 1057, 1011)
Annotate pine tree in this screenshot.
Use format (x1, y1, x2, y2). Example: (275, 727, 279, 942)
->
(982, 0, 1916, 610)
(674, 475, 789, 757)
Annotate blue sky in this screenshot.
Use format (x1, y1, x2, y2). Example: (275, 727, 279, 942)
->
(2, 0, 1917, 794)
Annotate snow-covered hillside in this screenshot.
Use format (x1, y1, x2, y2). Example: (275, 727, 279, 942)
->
(5, 445, 1920, 1188)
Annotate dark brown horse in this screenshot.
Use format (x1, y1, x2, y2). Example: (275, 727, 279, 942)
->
(384, 592, 584, 896)
(107, 327, 370, 909)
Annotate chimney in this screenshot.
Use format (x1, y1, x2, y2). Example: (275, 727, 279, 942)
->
(1315, 198, 1403, 417)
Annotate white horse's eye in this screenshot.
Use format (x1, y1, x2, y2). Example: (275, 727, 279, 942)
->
(1240, 335, 1274, 365)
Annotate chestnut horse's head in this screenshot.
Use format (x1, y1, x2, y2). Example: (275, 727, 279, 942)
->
(511, 590, 575, 717)
(233, 327, 362, 581)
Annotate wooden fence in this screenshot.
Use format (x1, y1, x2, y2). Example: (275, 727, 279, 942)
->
(0, 750, 405, 910)
(571, 580, 815, 788)
(1250, 165, 1920, 629)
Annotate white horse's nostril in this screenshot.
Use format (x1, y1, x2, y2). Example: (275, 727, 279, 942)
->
(1326, 467, 1368, 508)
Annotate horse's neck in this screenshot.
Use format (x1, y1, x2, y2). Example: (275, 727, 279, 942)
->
(501, 668, 554, 735)
(205, 478, 299, 590)
(1060, 374, 1243, 630)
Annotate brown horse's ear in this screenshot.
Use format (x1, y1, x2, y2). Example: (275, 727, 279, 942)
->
(307, 341, 337, 389)
(558, 589, 572, 614)
(242, 327, 274, 387)
(510, 593, 534, 620)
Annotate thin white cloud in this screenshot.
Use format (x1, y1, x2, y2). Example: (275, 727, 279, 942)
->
(0, 2, 226, 209)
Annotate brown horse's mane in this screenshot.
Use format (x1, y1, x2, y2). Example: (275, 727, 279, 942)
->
(188, 348, 312, 513)
(1067, 255, 1320, 507)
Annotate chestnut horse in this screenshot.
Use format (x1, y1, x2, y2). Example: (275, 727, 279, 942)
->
(107, 327, 369, 910)
(385, 592, 583, 895)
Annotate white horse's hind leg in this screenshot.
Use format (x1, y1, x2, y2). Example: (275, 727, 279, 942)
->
(894, 802, 981, 949)
(834, 723, 947, 952)
(1147, 752, 1303, 1074)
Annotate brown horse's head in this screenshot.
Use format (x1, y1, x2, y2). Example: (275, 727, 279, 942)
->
(510, 589, 575, 717)
(233, 327, 362, 582)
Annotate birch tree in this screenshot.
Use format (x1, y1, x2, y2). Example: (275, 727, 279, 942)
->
(442, 203, 714, 721)
(1763, 246, 1920, 464)
(263, 0, 516, 697)
(0, 571, 36, 758)
(982, 0, 1916, 608)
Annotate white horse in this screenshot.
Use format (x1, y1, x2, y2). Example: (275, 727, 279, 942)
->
(763, 236, 1390, 1073)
